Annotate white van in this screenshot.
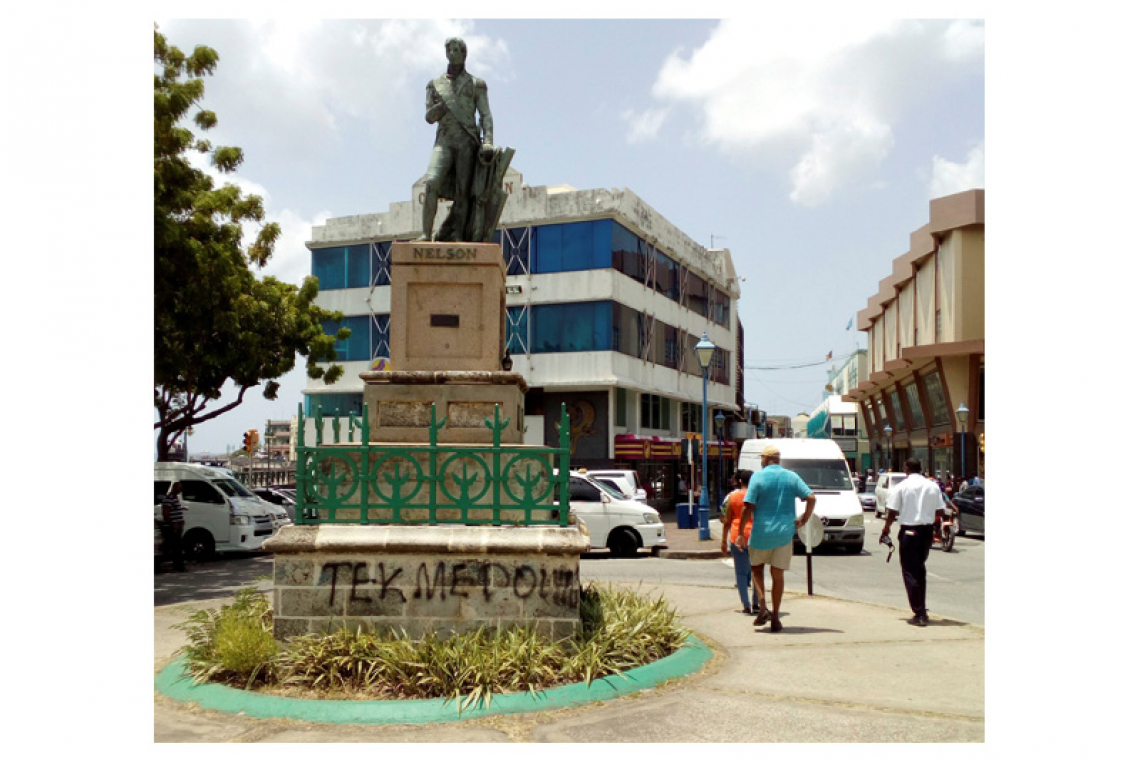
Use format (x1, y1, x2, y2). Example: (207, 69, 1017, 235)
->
(154, 463, 291, 560)
(556, 472, 665, 557)
(585, 469, 648, 504)
(738, 438, 865, 554)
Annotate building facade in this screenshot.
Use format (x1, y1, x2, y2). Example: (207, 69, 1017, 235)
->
(303, 169, 743, 502)
(804, 350, 871, 472)
(845, 189, 984, 480)
(264, 419, 292, 461)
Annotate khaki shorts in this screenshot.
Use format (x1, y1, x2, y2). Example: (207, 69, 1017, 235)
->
(749, 541, 793, 571)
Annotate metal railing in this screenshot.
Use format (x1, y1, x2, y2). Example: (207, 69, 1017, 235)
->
(295, 401, 571, 527)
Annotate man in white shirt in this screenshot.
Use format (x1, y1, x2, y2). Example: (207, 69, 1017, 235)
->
(880, 457, 949, 627)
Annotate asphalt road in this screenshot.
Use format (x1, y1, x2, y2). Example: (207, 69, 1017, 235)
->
(154, 511, 983, 625)
(581, 511, 985, 625)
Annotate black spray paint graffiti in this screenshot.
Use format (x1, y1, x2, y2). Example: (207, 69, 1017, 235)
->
(322, 560, 580, 608)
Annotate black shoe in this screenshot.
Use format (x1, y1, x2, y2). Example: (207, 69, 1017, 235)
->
(907, 614, 929, 627)
(770, 616, 783, 633)
(750, 605, 762, 615)
(753, 608, 771, 626)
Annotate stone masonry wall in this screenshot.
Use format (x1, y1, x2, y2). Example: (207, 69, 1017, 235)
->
(265, 524, 590, 641)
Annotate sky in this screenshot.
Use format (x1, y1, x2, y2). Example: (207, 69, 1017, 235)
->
(153, 15, 984, 457)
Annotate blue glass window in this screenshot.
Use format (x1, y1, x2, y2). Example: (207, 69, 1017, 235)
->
(495, 227, 530, 276)
(305, 393, 363, 417)
(372, 242, 391, 287)
(322, 315, 371, 362)
(612, 221, 646, 283)
(531, 301, 611, 353)
(506, 305, 528, 354)
(654, 249, 679, 301)
(533, 220, 611, 274)
(311, 244, 371, 290)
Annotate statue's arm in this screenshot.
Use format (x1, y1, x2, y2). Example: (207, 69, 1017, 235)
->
(475, 79, 493, 146)
(425, 82, 446, 124)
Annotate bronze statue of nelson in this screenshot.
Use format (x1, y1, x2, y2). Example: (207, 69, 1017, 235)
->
(419, 37, 514, 243)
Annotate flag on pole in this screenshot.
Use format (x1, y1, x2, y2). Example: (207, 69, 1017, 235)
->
(826, 351, 833, 361)
(846, 317, 854, 331)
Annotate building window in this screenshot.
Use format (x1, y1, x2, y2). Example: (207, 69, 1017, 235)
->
(978, 368, 985, 421)
(322, 315, 373, 362)
(305, 393, 363, 417)
(312, 243, 371, 290)
(889, 390, 906, 431)
(506, 305, 528, 355)
(372, 241, 392, 287)
(653, 249, 679, 301)
(611, 302, 641, 358)
(615, 388, 627, 427)
(711, 288, 730, 326)
(685, 272, 710, 317)
(533, 220, 611, 274)
(494, 227, 530, 276)
(531, 301, 611, 353)
(612, 221, 647, 283)
(904, 382, 926, 430)
(641, 393, 668, 430)
(922, 371, 951, 426)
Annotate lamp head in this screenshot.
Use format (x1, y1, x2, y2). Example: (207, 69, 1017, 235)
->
(695, 331, 715, 369)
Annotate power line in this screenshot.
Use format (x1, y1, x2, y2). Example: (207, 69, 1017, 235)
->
(744, 350, 857, 371)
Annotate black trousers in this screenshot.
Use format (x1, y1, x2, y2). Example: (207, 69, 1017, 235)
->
(161, 525, 185, 571)
(898, 524, 934, 616)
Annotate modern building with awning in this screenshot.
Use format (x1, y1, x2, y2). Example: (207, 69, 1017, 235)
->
(844, 189, 984, 480)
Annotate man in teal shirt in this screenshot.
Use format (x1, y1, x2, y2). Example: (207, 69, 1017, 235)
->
(735, 445, 816, 632)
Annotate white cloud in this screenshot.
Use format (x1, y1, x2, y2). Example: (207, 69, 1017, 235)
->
(159, 20, 511, 166)
(928, 142, 985, 199)
(634, 19, 983, 206)
(622, 107, 669, 144)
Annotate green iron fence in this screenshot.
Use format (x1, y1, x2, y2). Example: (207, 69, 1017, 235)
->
(294, 401, 571, 527)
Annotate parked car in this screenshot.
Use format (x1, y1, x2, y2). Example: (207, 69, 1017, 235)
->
(254, 487, 296, 521)
(951, 485, 985, 537)
(585, 469, 648, 504)
(874, 473, 907, 519)
(557, 472, 665, 557)
(859, 489, 878, 511)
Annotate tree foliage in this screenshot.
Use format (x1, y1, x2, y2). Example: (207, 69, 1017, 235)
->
(154, 27, 348, 461)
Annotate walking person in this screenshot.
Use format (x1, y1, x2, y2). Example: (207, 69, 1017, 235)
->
(880, 457, 946, 626)
(735, 445, 817, 633)
(160, 482, 187, 572)
(720, 470, 760, 614)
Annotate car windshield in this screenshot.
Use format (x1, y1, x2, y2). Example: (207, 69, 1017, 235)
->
(586, 476, 626, 500)
(781, 459, 853, 491)
(213, 478, 255, 498)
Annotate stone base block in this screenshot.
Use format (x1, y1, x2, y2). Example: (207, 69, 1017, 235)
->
(266, 524, 590, 642)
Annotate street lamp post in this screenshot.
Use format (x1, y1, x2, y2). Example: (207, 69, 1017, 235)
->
(956, 403, 969, 482)
(884, 424, 893, 471)
(695, 332, 716, 540)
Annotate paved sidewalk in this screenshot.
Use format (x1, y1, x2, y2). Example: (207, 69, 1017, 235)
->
(155, 573, 984, 742)
(655, 501, 725, 559)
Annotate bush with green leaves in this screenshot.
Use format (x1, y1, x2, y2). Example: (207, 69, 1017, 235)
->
(174, 582, 690, 711)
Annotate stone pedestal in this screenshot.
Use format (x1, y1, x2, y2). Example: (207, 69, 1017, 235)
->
(264, 524, 590, 641)
(388, 241, 506, 374)
(360, 370, 526, 444)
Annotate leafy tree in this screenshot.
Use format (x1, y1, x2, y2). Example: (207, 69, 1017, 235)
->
(154, 27, 348, 461)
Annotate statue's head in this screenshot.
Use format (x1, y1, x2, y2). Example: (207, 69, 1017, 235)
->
(445, 37, 467, 65)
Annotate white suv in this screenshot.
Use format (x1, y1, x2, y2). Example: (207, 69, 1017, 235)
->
(559, 473, 664, 557)
(874, 473, 907, 518)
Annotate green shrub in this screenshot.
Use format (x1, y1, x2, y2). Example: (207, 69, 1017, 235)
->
(174, 583, 690, 712)
(175, 588, 277, 688)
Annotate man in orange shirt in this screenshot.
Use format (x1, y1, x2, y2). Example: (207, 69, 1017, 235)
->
(720, 470, 759, 613)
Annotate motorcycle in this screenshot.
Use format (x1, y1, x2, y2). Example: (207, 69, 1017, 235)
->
(932, 495, 957, 552)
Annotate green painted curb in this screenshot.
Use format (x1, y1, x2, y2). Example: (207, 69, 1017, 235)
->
(155, 635, 711, 725)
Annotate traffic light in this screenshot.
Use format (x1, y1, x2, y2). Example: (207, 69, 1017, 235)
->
(242, 429, 258, 454)
(242, 431, 251, 452)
